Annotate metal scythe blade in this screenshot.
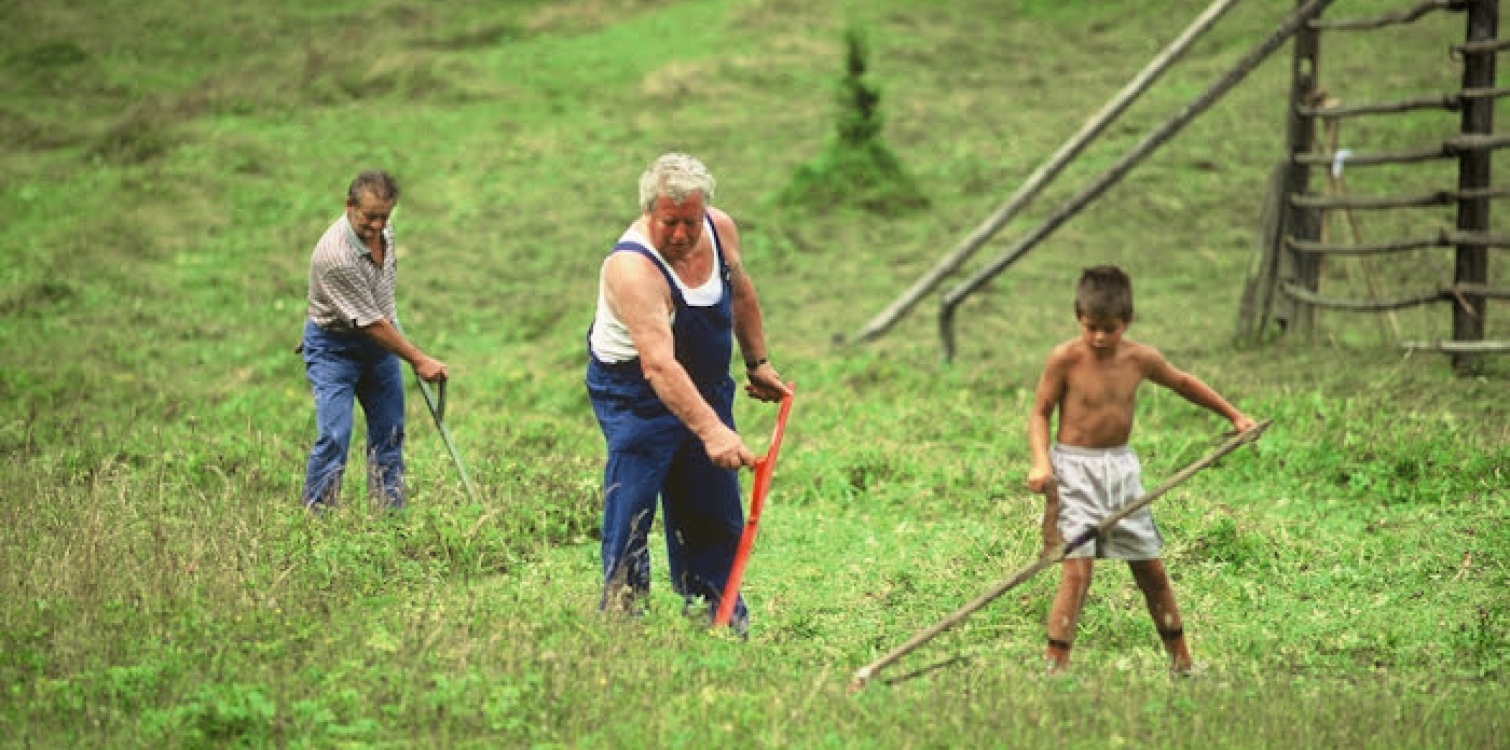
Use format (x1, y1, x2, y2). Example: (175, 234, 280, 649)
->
(415, 373, 481, 504)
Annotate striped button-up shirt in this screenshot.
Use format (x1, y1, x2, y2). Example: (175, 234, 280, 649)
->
(307, 215, 398, 332)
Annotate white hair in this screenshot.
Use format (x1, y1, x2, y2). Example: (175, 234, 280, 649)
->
(638, 152, 715, 212)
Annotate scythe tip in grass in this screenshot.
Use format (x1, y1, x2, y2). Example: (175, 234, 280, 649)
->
(846, 668, 873, 695)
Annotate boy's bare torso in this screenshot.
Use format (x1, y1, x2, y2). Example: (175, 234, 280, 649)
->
(1054, 338, 1155, 449)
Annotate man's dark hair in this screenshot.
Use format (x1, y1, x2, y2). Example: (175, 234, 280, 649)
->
(1075, 265, 1134, 321)
(348, 170, 401, 204)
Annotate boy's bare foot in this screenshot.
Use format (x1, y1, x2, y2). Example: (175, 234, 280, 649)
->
(1169, 659, 1200, 677)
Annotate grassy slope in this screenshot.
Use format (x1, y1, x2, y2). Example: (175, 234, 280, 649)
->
(2, 0, 1507, 747)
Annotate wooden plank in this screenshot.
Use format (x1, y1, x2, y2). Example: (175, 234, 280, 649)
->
(1453, 133, 1510, 152)
(1280, 282, 1510, 309)
(1298, 93, 1462, 117)
(1288, 230, 1510, 255)
(1296, 87, 1510, 117)
(1295, 144, 1451, 167)
(1281, 282, 1445, 311)
(1456, 283, 1510, 299)
(1460, 85, 1510, 100)
(1291, 186, 1510, 210)
(1293, 133, 1510, 167)
(1401, 340, 1510, 353)
(1455, 38, 1510, 53)
(1308, 0, 1473, 31)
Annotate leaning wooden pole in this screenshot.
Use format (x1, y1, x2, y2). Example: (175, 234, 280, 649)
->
(848, 420, 1273, 693)
(849, 0, 1246, 346)
(938, 0, 1341, 361)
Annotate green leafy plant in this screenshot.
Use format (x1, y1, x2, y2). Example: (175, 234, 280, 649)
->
(773, 26, 928, 214)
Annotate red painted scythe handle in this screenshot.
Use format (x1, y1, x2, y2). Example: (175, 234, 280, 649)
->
(713, 383, 796, 628)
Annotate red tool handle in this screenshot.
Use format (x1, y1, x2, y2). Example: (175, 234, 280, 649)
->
(713, 384, 796, 628)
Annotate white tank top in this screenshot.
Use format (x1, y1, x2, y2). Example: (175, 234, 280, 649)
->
(588, 219, 724, 364)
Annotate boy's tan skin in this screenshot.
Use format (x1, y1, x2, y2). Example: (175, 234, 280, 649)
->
(1027, 312, 1256, 673)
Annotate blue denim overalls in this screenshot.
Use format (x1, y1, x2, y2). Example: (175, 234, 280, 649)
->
(585, 221, 748, 629)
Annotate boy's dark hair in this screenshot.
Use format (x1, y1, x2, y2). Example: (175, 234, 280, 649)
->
(348, 170, 401, 204)
(1075, 265, 1134, 321)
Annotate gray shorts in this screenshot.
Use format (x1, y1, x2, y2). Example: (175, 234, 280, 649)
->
(1051, 444, 1162, 560)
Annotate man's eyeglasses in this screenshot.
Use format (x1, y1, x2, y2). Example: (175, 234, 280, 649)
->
(352, 207, 392, 224)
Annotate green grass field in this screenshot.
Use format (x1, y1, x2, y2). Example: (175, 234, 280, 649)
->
(3, 0, 1507, 747)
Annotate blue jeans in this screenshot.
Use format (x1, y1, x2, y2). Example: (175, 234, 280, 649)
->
(586, 357, 749, 630)
(301, 319, 406, 508)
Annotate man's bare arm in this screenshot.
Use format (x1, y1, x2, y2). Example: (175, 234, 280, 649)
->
(717, 209, 788, 402)
(604, 251, 754, 469)
(361, 318, 447, 382)
(1144, 348, 1253, 430)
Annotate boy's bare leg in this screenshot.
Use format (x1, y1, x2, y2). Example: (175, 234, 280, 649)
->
(1045, 558, 1093, 672)
(1129, 558, 1193, 672)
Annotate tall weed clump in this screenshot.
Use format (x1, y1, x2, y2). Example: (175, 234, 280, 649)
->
(774, 27, 928, 214)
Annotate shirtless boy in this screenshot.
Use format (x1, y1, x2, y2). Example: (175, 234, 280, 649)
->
(1027, 265, 1256, 674)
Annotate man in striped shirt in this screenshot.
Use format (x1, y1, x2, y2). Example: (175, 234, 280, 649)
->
(300, 170, 448, 511)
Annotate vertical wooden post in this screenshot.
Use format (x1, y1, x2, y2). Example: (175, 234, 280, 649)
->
(1453, 0, 1498, 373)
(1278, 0, 1324, 335)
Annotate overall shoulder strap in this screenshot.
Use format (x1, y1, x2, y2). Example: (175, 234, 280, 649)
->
(704, 213, 731, 285)
(613, 241, 684, 305)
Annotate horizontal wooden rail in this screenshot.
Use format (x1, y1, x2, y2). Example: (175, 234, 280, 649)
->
(1291, 192, 1448, 210)
(1293, 133, 1510, 168)
(1401, 340, 1510, 353)
(1281, 282, 1445, 310)
(1288, 230, 1510, 256)
(1308, 0, 1474, 31)
(1455, 282, 1510, 299)
(1460, 86, 1510, 100)
(1295, 145, 1446, 167)
(1289, 236, 1440, 255)
(1455, 38, 1510, 55)
(1296, 87, 1510, 118)
(1291, 186, 1510, 211)
(1281, 281, 1510, 310)
(1449, 134, 1510, 152)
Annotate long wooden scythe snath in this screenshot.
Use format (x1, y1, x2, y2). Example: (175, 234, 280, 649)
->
(714, 384, 797, 629)
(848, 419, 1272, 693)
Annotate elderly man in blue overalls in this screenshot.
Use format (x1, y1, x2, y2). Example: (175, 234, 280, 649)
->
(585, 153, 789, 633)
